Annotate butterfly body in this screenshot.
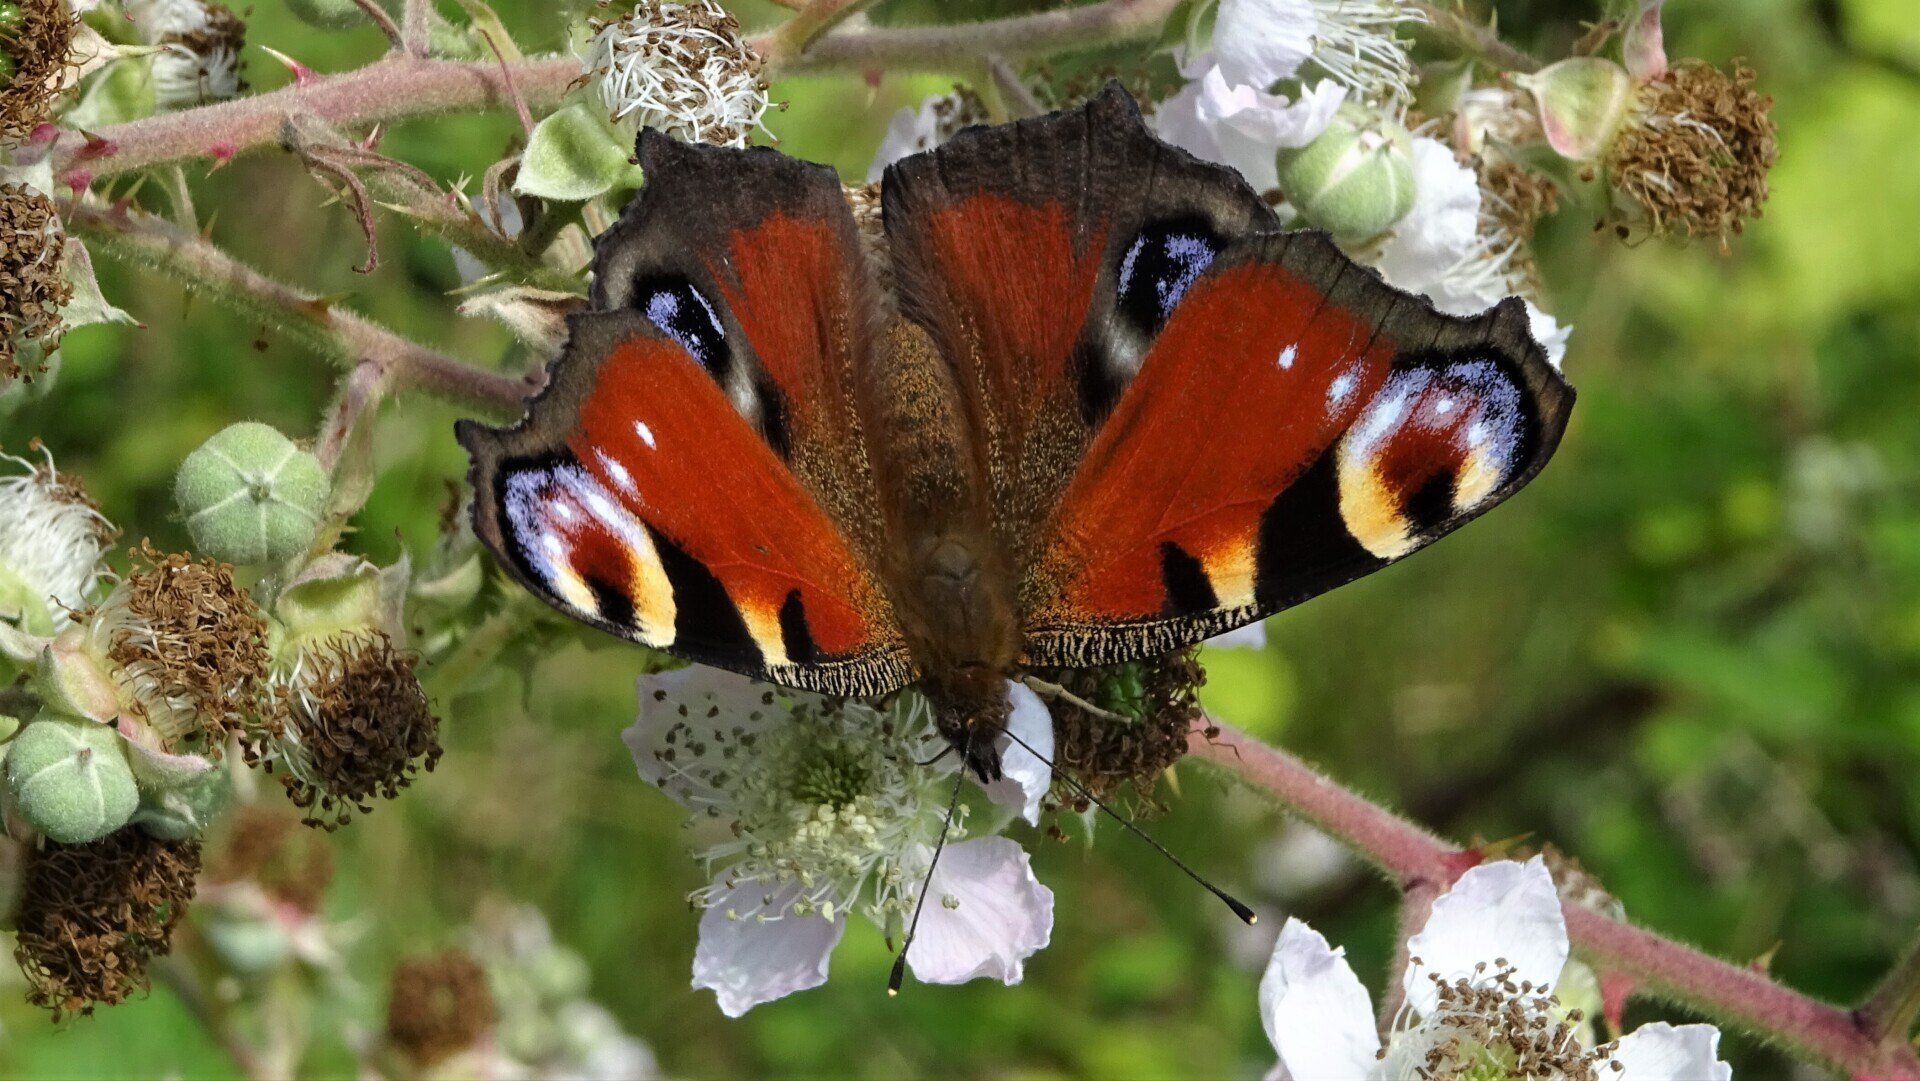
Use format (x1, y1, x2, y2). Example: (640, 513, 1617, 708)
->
(458, 86, 1575, 781)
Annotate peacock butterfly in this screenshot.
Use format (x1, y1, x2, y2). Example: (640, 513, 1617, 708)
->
(457, 85, 1575, 783)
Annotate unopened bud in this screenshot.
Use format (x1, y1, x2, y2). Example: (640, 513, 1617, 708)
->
(5, 714, 138, 844)
(175, 422, 329, 568)
(1274, 105, 1416, 240)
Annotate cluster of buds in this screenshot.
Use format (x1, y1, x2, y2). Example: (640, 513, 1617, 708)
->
(0, 427, 444, 1013)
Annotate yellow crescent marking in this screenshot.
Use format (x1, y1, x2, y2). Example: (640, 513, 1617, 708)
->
(738, 598, 791, 668)
(1452, 445, 1504, 513)
(624, 532, 677, 650)
(1204, 538, 1258, 609)
(1336, 444, 1417, 560)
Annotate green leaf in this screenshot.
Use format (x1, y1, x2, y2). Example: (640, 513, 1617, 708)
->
(514, 102, 641, 203)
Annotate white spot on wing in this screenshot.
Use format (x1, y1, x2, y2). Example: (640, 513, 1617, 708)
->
(634, 420, 657, 449)
(596, 449, 637, 495)
(1328, 369, 1358, 406)
(1277, 343, 1298, 370)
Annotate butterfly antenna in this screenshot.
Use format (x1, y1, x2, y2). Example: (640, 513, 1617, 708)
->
(1000, 726, 1258, 927)
(889, 725, 974, 997)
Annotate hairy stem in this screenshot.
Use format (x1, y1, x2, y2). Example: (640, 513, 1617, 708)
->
(1855, 928, 1920, 1045)
(68, 203, 535, 415)
(1189, 723, 1920, 1077)
(50, 0, 1190, 181)
(1410, 1, 1542, 74)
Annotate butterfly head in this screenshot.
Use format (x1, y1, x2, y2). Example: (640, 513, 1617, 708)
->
(923, 663, 1011, 784)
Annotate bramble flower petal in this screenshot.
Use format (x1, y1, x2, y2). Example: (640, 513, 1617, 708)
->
(865, 89, 985, 183)
(1152, 73, 1283, 192)
(624, 665, 788, 811)
(1212, 0, 1316, 87)
(1403, 857, 1569, 1017)
(1195, 68, 1345, 150)
(1603, 1022, 1732, 1081)
(692, 876, 844, 1017)
(1372, 136, 1481, 290)
(1260, 917, 1380, 1079)
(984, 679, 1051, 826)
(903, 837, 1053, 987)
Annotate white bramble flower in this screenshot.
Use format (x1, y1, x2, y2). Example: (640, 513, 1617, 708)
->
(1212, 0, 1422, 108)
(126, 0, 246, 108)
(623, 667, 1054, 1016)
(865, 87, 988, 184)
(584, 0, 770, 148)
(1154, 68, 1347, 193)
(0, 448, 112, 637)
(1262, 858, 1730, 1080)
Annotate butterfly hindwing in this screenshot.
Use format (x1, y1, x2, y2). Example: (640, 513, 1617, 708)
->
(881, 83, 1572, 667)
(1021, 234, 1573, 665)
(460, 135, 915, 697)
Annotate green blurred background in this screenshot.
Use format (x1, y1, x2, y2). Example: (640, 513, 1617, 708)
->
(4, 0, 1920, 1075)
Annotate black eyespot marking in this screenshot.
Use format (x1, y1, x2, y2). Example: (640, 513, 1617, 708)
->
(635, 276, 728, 377)
(1116, 218, 1222, 337)
(1159, 541, 1219, 615)
(1254, 453, 1383, 610)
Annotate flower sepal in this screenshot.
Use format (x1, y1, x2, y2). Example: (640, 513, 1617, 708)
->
(271, 550, 410, 654)
(515, 98, 643, 204)
(31, 626, 121, 724)
(1518, 57, 1635, 162)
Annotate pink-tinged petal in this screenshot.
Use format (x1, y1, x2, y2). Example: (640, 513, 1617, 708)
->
(1623, 0, 1669, 82)
(1152, 75, 1281, 192)
(1403, 857, 1568, 1018)
(1604, 1022, 1731, 1081)
(904, 838, 1054, 986)
(1260, 918, 1381, 1078)
(984, 681, 1052, 826)
(692, 876, 845, 1018)
(624, 667, 794, 810)
(1197, 71, 1345, 149)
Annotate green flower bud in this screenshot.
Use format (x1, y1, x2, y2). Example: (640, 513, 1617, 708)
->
(5, 714, 138, 844)
(175, 422, 330, 568)
(0, 711, 21, 745)
(1275, 106, 1416, 240)
(1519, 57, 1635, 163)
(131, 758, 231, 841)
(203, 916, 293, 976)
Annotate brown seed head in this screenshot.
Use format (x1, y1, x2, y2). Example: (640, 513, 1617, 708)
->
(0, 0, 76, 144)
(276, 631, 442, 830)
(1607, 60, 1777, 245)
(0, 182, 72, 385)
(14, 830, 201, 1019)
(96, 542, 276, 759)
(385, 948, 498, 1069)
(1037, 648, 1211, 810)
(1401, 964, 1613, 1079)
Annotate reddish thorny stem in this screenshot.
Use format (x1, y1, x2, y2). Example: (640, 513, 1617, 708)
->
(1188, 724, 1920, 1077)
(41, 0, 1915, 1071)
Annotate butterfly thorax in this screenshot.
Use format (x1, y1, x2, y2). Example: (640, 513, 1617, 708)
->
(861, 316, 1020, 780)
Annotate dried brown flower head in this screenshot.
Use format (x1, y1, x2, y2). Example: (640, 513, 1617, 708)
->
(1479, 156, 1561, 244)
(14, 830, 201, 1018)
(0, 0, 75, 144)
(1037, 648, 1214, 809)
(151, 2, 246, 107)
(275, 631, 441, 829)
(1608, 60, 1777, 244)
(95, 542, 275, 758)
(584, 0, 770, 147)
(0, 182, 72, 385)
(385, 948, 498, 1069)
(203, 803, 333, 913)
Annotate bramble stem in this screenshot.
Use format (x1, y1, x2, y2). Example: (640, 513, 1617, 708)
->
(1189, 722, 1920, 1077)
(1409, 2, 1542, 73)
(1859, 931, 1920, 1045)
(67, 203, 535, 415)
